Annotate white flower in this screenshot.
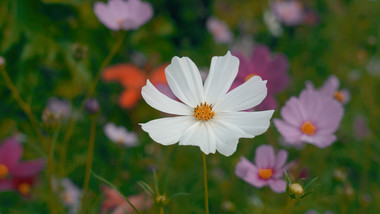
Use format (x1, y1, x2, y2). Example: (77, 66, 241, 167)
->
(104, 123, 138, 147)
(140, 51, 274, 156)
(60, 178, 82, 214)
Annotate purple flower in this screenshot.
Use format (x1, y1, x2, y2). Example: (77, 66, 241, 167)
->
(271, 0, 319, 27)
(235, 145, 288, 193)
(307, 75, 350, 105)
(46, 97, 72, 119)
(104, 123, 138, 147)
(206, 17, 234, 44)
(0, 138, 45, 195)
(232, 45, 290, 110)
(274, 88, 344, 148)
(94, 0, 153, 31)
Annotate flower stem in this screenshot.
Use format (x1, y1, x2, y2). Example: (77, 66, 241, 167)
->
(284, 198, 297, 214)
(0, 67, 43, 141)
(80, 116, 97, 213)
(47, 126, 60, 214)
(202, 153, 209, 214)
(160, 207, 164, 214)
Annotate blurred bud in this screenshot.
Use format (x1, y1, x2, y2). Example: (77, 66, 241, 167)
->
(84, 98, 100, 114)
(343, 183, 355, 200)
(360, 194, 372, 207)
(42, 108, 60, 130)
(290, 183, 304, 195)
(0, 56, 5, 68)
(222, 200, 236, 212)
(333, 168, 347, 181)
(156, 195, 168, 206)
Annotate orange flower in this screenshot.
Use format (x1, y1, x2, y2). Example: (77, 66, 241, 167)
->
(102, 63, 169, 109)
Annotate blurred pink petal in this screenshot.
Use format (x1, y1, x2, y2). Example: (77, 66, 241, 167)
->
(11, 159, 46, 178)
(206, 17, 234, 44)
(0, 138, 22, 170)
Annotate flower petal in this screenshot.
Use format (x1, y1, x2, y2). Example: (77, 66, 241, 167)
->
(141, 116, 195, 146)
(0, 138, 22, 169)
(213, 76, 268, 112)
(165, 56, 204, 107)
(320, 75, 340, 95)
(204, 51, 239, 104)
(280, 97, 305, 127)
(216, 110, 274, 138)
(244, 167, 268, 188)
(141, 80, 192, 115)
(94, 2, 119, 30)
(11, 159, 46, 178)
(235, 157, 255, 178)
(179, 121, 217, 155)
(254, 145, 275, 169)
(251, 45, 271, 75)
(0, 180, 13, 192)
(273, 119, 303, 144)
(274, 149, 288, 172)
(268, 179, 286, 193)
(302, 134, 337, 148)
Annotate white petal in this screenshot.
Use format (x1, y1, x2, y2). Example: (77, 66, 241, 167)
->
(203, 51, 239, 104)
(140, 116, 195, 145)
(215, 110, 274, 137)
(179, 121, 217, 155)
(213, 76, 268, 112)
(165, 56, 204, 107)
(141, 80, 192, 115)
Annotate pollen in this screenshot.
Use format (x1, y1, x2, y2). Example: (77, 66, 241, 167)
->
(0, 164, 8, 179)
(193, 102, 215, 121)
(301, 121, 316, 135)
(18, 183, 31, 195)
(258, 168, 273, 180)
(334, 91, 345, 103)
(244, 74, 258, 82)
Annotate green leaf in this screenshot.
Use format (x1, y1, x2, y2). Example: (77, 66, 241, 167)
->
(137, 181, 155, 199)
(300, 191, 313, 199)
(303, 177, 318, 191)
(168, 192, 191, 200)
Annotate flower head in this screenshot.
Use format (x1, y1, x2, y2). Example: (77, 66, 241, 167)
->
(104, 123, 138, 147)
(272, 0, 305, 26)
(140, 51, 274, 156)
(274, 88, 344, 148)
(102, 63, 172, 109)
(235, 145, 288, 193)
(94, 0, 153, 31)
(206, 17, 234, 44)
(232, 45, 290, 110)
(46, 97, 72, 119)
(0, 138, 45, 195)
(307, 75, 350, 105)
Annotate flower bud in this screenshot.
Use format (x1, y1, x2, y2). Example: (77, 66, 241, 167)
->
(42, 108, 60, 130)
(289, 183, 303, 195)
(84, 98, 100, 114)
(0, 56, 5, 68)
(156, 195, 168, 206)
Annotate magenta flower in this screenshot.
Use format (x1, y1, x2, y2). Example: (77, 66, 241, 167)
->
(235, 145, 288, 193)
(307, 75, 350, 105)
(232, 45, 290, 110)
(94, 0, 153, 31)
(0, 138, 45, 195)
(274, 88, 344, 148)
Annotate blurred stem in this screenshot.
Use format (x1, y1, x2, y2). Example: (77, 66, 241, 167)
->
(284, 198, 297, 214)
(160, 207, 164, 214)
(59, 116, 76, 176)
(0, 67, 43, 141)
(86, 30, 127, 97)
(202, 153, 209, 214)
(80, 116, 97, 214)
(295, 144, 312, 176)
(47, 126, 60, 214)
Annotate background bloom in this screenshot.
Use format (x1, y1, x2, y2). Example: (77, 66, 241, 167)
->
(104, 123, 138, 147)
(274, 88, 344, 148)
(232, 45, 290, 110)
(272, 0, 304, 26)
(235, 145, 288, 193)
(140, 52, 274, 156)
(206, 17, 234, 44)
(94, 0, 153, 31)
(307, 75, 350, 105)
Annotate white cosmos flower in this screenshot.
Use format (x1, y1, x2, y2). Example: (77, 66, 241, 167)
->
(140, 51, 274, 156)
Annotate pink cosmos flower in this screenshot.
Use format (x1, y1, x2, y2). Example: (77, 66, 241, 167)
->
(274, 88, 344, 148)
(101, 186, 152, 214)
(307, 75, 350, 105)
(271, 0, 319, 26)
(0, 138, 46, 195)
(206, 17, 234, 44)
(232, 45, 290, 110)
(235, 145, 288, 193)
(94, 0, 153, 31)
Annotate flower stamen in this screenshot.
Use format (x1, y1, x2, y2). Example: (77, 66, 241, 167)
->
(258, 168, 273, 180)
(0, 164, 8, 179)
(334, 91, 345, 103)
(301, 121, 316, 135)
(244, 74, 258, 82)
(18, 183, 31, 195)
(193, 102, 215, 121)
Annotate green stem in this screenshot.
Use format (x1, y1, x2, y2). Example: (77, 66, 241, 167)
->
(80, 116, 97, 213)
(202, 153, 209, 214)
(0, 67, 43, 141)
(47, 127, 60, 214)
(284, 198, 297, 214)
(160, 206, 164, 214)
(295, 144, 312, 176)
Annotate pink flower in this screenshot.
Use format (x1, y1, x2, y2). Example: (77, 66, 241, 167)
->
(206, 17, 234, 44)
(274, 88, 344, 148)
(307, 75, 350, 105)
(94, 0, 153, 31)
(271, 0, 319, 26)
(235, 145, 288, 193)
(232, 45, 290, 110)
(101, 186, 152, 214)
(0, 138, 45, 195)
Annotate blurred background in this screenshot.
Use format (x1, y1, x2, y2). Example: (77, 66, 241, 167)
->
(0, 0, 380, 213)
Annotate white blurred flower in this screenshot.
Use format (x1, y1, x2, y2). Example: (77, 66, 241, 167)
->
(60, 178, 82, 214)
(206, 17, 234, 44)
(104, 123, 138, 147)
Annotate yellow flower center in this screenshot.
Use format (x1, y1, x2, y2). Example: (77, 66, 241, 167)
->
(117, 18, 124, 25)
(18, 183, 31, 195)
(0, 164, 8, 179)
(258, 168, 273, 180)
(301, 121, 316, 135)
(244, 74, 258, 82)
(334, 91, 345, 103)
(193, 102, 215, 121)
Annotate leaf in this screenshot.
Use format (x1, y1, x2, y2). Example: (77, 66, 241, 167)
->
(284, 170, 291, 195)
(300, 191, 313, 199)
(137, 181, 155, 199)
(303, 177, 318, 191)
(168, 192, 191, 200)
